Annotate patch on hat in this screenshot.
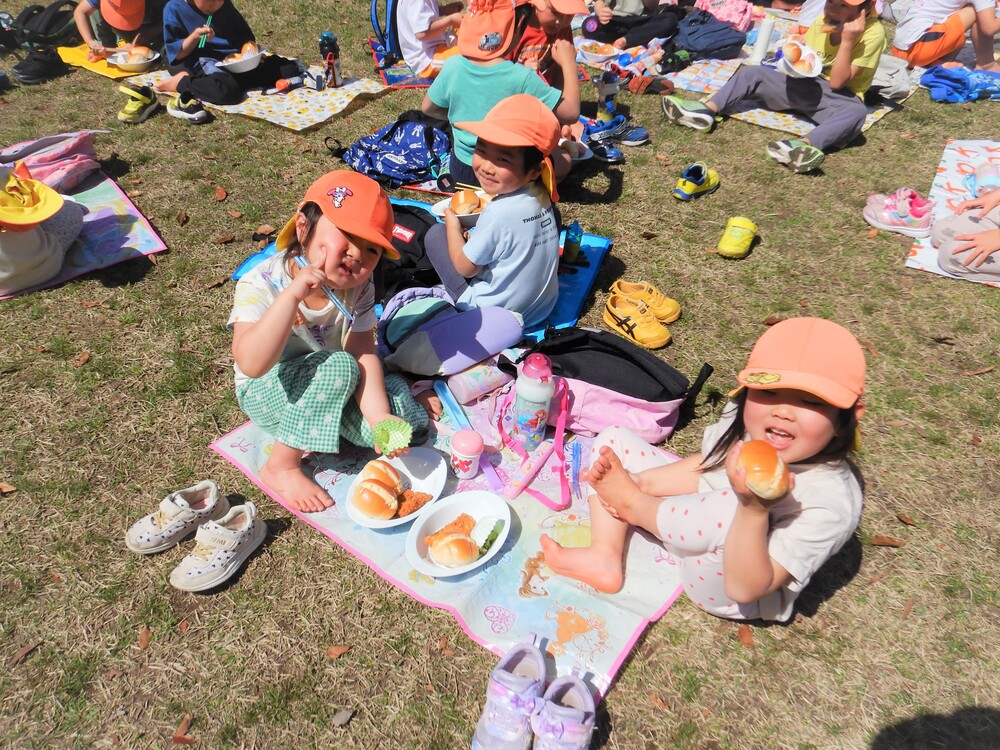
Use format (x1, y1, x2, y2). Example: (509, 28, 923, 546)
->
(479, 31, 504, 53)
(325, 186, 354, 208)
(743, 372, 781, 385)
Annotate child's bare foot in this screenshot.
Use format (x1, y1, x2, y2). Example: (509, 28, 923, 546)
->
(259, 454, 331, 513)
(587, 446, 646, 522)
(154, 71, 188, 93)
(540, 534, 624, 593)
(976, 61, 1000, 73)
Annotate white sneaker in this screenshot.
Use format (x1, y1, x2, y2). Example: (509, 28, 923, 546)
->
(125, 480, 229, 554)
(168, 502, 266, 592)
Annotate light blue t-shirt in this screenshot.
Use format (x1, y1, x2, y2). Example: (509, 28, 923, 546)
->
(427, 56, 562, 167)
(458, 183, 559, 330)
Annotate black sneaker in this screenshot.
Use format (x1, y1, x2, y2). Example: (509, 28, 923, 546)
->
(11, 48, 68, 84)
(167, 92, 211, 124)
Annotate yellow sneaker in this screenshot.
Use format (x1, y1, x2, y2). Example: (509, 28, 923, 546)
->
(609, 280, 681, 323)
(716, 216, 758, 259)
(603, 294, 671, 349)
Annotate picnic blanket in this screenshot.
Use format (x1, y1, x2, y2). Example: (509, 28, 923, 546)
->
(369, 39, 436, 89)
(905, 139, 1000, 287)
(57, 44, 136, 79)
(212, 413, 683, 696)
(0, 171, 167, 299)
(127, 68, 386, 131)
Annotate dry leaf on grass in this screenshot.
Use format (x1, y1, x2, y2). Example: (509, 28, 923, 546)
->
(901, 599, 916, 620)
(763, 316, 786, 326)
(970, 435, 982, 447)
(81, 300, 105, 308)
(641, 231, 658, 239)
(255, 224, 276, 236)
(203, 276, 228, 290)
(0, 482, 16, 494)
(171, 713, 194, 745)
(72, 352, 90, 367)
(870, 535, 906, 548)
(215, 234, 236, 244)
(648, 694, 670, 710)
(331, 709, 354, 727)
(858, 338, 881, 357)
(886, 420, 907, 428)
(737, 623, 755, 648)
(179, 620, 189, 634)
(138, 625, 151, 649)
(866, 228, 879, 239)
(8, 641, 41, 666)
(127, 190, 143, 198)
(654, 153, 670, 163)
(896, 514, 916, 526)
(961, 366, 995, 377)
(32, 346, 48, 352)
(149, 253, 158, 265)
(228, 210, 243, 219)
(176, 210, 189, 226)
(214, 185, 228, 201)
(901, 132, 917, 140)
(326, 644, 350, 660)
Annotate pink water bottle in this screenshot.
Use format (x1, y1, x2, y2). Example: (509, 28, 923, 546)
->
(450, 429, 484, 480)
(513, 354, 555, 452)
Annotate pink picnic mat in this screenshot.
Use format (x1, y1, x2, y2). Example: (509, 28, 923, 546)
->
(212, 414, 683, 696)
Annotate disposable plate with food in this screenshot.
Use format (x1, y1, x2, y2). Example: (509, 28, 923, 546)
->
(344, 448, 447, 529)
(404, 492, 512, 578)
(576, 40, 619, 66)
(778, 41, 822, 78)
(558, 138, 593, 162)
(106, 50, 160, 73)
(430, 190, 489, 227)
(218, 50, 264, 74)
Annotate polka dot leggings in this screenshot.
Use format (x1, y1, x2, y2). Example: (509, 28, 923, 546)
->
(594, 426, 760, 620)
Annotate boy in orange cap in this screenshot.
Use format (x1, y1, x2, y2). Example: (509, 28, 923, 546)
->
(507, 0, 588, 87)
(421, 0, 579, 189)
(423, 94, 562, 330)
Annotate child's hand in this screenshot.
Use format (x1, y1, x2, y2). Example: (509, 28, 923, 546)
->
(286, 249, 328, 302)
(951, 228, 1000, 267)
(448, 11, 465, 27)
(371, 415, 411, 458)
(595, 2, 614, 24)
(724, 443, 794, 511)
(550, 38, 576, 67)
(954, 187, 1000, 217)
(840, 10, 866, 42)
(190, 25, 214, 44)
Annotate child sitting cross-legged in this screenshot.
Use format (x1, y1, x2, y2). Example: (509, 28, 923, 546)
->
(423, 94, 562, 331)
(542, 318, 866, 622)
(661, 0, 885, 174)
(397, 0, 465, 79)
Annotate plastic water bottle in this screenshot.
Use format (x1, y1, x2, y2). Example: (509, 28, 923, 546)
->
(562, 221, 582, 264)
(319, 31, 343, 87)
(275, 76, 303, 92)
(748, 14, 776, 66)
(513, 353, 555, 451)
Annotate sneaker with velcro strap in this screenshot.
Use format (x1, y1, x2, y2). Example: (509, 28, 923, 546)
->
(125, 480, 230, 554)
(118, 83, 160, 123)
(603, 294, 671, 349)
(167, 92, 211, 124)
(168, 502, 266, 592)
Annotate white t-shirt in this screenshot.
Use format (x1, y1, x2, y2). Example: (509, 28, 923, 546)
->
(398, 0, 452, 74)
(698, 404, 864, 622)
(894, 0, 994, 50)
(458, 182, 560, 330)
(226, 251, 377, 389)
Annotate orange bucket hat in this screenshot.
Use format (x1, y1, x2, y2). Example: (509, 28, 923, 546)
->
(456, 94, 561, 200)
(458, 0, 518, 61)
(275, 171, 400, 260)
(736, 317, 866, 412)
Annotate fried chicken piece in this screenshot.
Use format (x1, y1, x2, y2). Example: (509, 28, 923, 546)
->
(396, 489, 433, 517)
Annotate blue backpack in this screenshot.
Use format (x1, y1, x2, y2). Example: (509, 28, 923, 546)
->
(920, 65, 1000, 103)
(672, 9, 746, 61)
(371, 0, 404, 68)
(339, 110, 452, 189)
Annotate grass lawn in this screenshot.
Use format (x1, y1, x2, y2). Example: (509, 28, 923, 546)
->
(1, 2, 999, 748)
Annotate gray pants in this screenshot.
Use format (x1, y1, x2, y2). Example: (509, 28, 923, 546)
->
(931, 206, 1000, 282)
(708, 66, 868, 152)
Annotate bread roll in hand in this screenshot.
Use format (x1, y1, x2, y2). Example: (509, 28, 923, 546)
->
(737, 440, 790, 501)
(450, 189, 481, 215)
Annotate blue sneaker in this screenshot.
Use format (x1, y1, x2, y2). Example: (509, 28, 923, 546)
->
(581, 114, 650, 146)
(672, 162, 720, 200)
(472, 639, 547, 750)
(588, 141, 625, 164)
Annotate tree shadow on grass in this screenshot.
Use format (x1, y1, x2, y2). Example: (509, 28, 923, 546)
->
(870, 706, 1000, 750)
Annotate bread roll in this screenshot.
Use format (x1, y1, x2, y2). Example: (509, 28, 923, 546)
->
(819, 24, 839, 34)
(428, 532, 480, 567)
(126, 46, 152, 63)
(351, 478, 399, 519)
(793, 58, 813, 74)
(782, 43, 801, 64)
(361, 459, 403, 495)
(738, 440, 790, 501)
(241, 41, 258, 56)
(450, 189, 480, 215)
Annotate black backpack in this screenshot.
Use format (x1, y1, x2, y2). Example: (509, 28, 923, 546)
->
(13, 0, 81, 49)
(373, 201, 443, 305)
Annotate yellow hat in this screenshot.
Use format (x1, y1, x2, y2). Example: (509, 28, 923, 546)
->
(0, 169, 64, 232)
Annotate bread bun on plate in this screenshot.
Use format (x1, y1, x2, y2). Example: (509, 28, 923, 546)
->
(361, 459, 403, 495)
(450, 189, 481, 215)
(425, 513, 480, 567)
(126, 46, 153, 63)
(241, 41, 258, 56)
(351, 478, 399, 519)
(782, 43, 801, 64)
(737, 440, 790, 501)
(793, 57, 814, 74)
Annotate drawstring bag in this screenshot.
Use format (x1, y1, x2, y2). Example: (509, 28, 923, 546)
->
(0, 131, 103, 192)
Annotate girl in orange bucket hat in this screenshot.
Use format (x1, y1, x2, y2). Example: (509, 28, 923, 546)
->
(542, 318, 868, 622)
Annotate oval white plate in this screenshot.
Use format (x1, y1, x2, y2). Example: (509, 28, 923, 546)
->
(430, 192, 489, 228)
(217, 50, 264, 74)
(405, 491, 512, 578)
(106, 50, 160, 72)
(778, 43, 822, 79)
(576, 41, 619, 67)
(344, 447, 447, 529)
(558, 138, 593, 162)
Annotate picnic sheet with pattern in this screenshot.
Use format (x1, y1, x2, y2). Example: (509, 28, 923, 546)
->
(0, 171, 167, 300)
(905, 139, 1000, 287)
(127, 68, 386, 131)
(369, 39, 436, 89)
(212, 413, 683, 696)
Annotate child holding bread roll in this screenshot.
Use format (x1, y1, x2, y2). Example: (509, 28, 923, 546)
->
(661, 0, 885, 174)
(228, 172, 433, 513)
(423, 94, 562, 330)
(542, 318, 867, 622)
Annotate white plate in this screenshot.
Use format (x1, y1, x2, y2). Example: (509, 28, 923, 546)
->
(217, 50, 264, 74)
(405, 492, 512, 578)
(430, 191, 489, 228)
(106, 50, 160, 73)
(778, 42, 822, 79)
(576, 42, 619, 67)
(344, 448, 447, 529)
(558, 138, 593, 162)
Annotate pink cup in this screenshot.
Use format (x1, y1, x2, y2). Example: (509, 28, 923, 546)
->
(450, 429, 484, 480)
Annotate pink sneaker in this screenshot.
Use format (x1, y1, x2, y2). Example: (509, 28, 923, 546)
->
(863, 188, 932, 238)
